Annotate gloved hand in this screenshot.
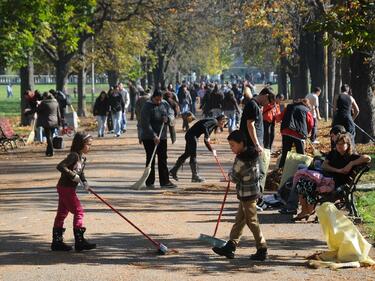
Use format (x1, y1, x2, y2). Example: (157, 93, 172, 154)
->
(212, 149, 217, 157)
(72, 174, 81, 183)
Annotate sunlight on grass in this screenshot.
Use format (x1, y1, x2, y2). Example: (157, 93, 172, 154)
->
(357, 191, 375, 239)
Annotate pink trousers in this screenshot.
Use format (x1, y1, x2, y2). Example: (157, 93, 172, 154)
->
(53, 185, 84, 228)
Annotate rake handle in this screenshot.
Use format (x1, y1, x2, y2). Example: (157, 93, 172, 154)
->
(213, 180, 230, 237)
(88, 187, 160, 248)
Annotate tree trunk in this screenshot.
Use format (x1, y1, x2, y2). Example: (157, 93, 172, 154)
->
(277, 58, 288, 98)
(334, 56, 342, 102)
(77, 42, 87, 117)
(107, 70, 119, 88)
(77, 67, 87, 117)
(341, 56, 351, 85)
(20, 53, 35, 126)
(140, 56, 147, 89)
(350, 51, 375, 143)
(306, 32, 324, 91)
(289, 34, 309, 99)
(147, 71, 153, 89)
(153, 52, 165, 89)
(55, 61, 69, 92)
(328, 44, 336, 118)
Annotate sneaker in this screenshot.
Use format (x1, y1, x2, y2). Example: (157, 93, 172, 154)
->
(161, 182, 177, 188)
(250, 248, 268, 261)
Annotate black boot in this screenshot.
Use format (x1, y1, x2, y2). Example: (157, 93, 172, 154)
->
(212, 240, 236, 259)
(190, 161, 205, 182)
(74, 227, 96, 252)
(51, 227, 72, 251)
(250, 247, 268, 261)
(169, 157, 186, 181)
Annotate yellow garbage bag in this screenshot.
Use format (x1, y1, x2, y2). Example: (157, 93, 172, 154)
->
(315, 202, 374, 266)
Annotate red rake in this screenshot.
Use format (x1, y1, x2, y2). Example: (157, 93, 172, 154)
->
(88, 187, 170, 255)
(199, 150, 230, 247)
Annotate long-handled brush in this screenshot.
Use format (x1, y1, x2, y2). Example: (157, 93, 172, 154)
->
(199, 150, 229, 248)
(87, 186, 171, 255)
(26, 113, 37, 145)
(131, 123, 165, 190)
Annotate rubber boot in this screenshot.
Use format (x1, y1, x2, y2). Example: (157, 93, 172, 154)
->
(169, 157, 185, 181)
(212, 240, 237, 259)
(74, 227, 96, 252)
(250, 247, 268, 261)
(51, 227, 72, 251)
(190, 161, 205, 182)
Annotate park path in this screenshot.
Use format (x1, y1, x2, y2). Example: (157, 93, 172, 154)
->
(0, 116, 374, 281)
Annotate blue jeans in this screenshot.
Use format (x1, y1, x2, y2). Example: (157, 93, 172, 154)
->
(224, 110, 237, 132)
(121, 111, 127, 132)
(96, 115, 107, 136)
(111, 111, 122, 136)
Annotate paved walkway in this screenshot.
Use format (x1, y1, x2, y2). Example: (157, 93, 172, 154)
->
(0, 117, 374, 281)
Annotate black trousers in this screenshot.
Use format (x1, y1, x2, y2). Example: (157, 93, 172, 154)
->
(176, 136, 197, 164)
(44, 127, 55, 156)
(263, 121, 275, 150)
(279, 135, 305, 168)
(142, 139, 169, 186)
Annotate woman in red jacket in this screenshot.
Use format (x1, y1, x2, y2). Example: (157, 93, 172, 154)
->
(262, 94, 284, 151)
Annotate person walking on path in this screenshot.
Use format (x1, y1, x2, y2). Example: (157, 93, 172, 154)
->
(332, 84, 359, 146)
(239, 87, 275, 193)
(212, 130, 267, 261)
(93, 91, 109, 137)
(169, 114, 227, 183)
(140, 89, 176, 189)
(223, 90, 241, 133)
(262, 93, 284, 151)
(108, 87, 125, 137)
(51, 132, 96, 252)
(305, 87, 322, 144)
(6, 83, 13, 98)
(128, 81, 139, 120)
(118, 83, 130, 133)
(36, 92, 61, 157)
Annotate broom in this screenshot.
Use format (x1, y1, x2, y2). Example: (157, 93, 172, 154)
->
(26, 113, 37, 145)
(199, 149, 229, 248)
(131, 122, 165, 190)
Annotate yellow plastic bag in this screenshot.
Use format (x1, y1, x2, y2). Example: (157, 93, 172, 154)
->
(315, 202, 374, 265)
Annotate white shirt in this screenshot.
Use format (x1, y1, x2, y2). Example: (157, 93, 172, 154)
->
(306, 93, 319, 118)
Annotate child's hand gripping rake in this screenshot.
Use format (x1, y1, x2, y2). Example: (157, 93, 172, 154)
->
(199, 149, 230, 248)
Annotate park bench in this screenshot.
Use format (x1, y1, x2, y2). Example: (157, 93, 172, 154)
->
(317, 164, 371, 222)
(0, 118, 25, 150)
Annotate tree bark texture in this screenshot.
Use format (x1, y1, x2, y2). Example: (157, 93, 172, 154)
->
(20, 53, 35, 126)
(328, 44, 336, 118)
(77, 41, 87, 117)
(341, 56, 351, 85)
(306, 32, 324, 91)
(350, 51, 375, 143)
(277, 58, 288, 99)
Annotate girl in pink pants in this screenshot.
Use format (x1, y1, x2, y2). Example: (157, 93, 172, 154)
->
(51, 132, 96, 252)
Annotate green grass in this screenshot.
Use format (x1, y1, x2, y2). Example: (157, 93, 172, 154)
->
(357, 190, 375, 240)
(0, 84, 110, 117)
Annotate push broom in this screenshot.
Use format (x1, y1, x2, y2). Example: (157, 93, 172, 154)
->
(86, 185, 170, 255)
(199, 149, 230, 248)
(131, 123, 165, 190)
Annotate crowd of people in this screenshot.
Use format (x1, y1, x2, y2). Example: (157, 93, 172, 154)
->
(21, 78, 370, 260)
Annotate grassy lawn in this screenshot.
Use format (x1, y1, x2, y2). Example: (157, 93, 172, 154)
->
(357, 191, 375, 240)
(0, 83, 110, 117)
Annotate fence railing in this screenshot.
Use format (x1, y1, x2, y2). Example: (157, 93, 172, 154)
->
(0, 75, 108, 85)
